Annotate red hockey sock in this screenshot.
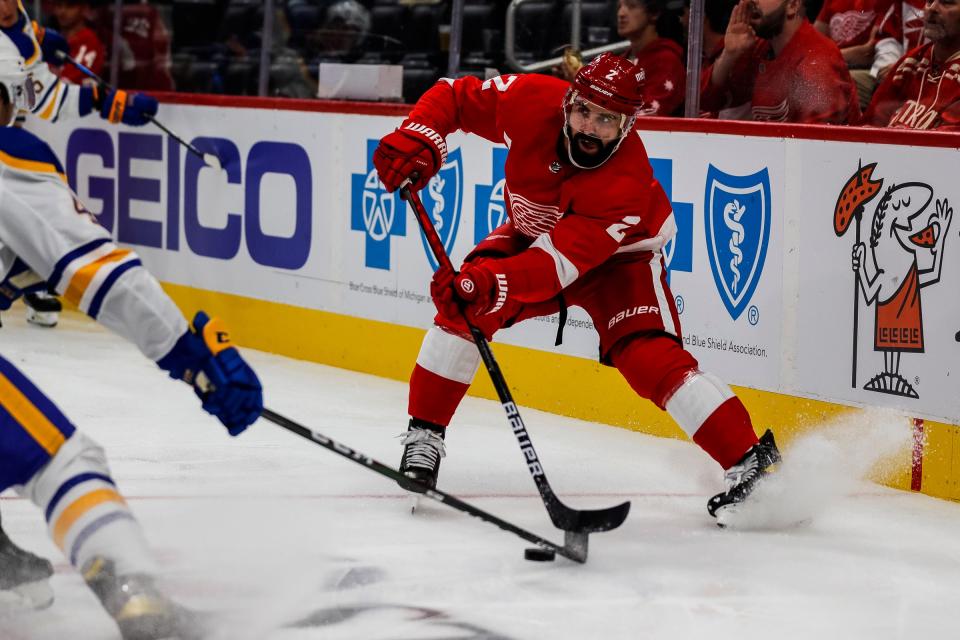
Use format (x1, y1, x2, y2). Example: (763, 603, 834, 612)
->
(408, 364, 470, 427)
(691, 397, 759, 470)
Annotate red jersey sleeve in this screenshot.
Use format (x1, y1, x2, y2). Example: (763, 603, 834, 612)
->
(405, 74, 528, 143)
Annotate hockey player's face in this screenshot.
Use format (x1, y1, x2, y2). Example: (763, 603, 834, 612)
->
(568, 97, 623, 149)
(0, 0, 17, 28)
(923, 0, 960, 46)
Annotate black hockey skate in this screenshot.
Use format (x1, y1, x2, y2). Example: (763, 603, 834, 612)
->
(24, 291, 62, 328)
(707, 429, 781, 521)
(82, 556, 201, 640)
(398, 418, 446, 493)
(0, 529, 54, 611)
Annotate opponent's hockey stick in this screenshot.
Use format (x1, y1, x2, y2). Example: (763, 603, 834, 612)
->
(260, 408, 589, 563)
(401, 184, 630, 534)
(54, 51, 223, 171)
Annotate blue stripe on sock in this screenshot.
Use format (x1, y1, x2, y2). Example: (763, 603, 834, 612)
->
(48, 238, 111, 290)
(68, 511, 134, 567)
(87, 259, 141, 320)
(45, 473, 116, 523)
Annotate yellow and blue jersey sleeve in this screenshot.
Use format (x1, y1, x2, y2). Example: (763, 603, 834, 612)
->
(0, 127, 187, 362)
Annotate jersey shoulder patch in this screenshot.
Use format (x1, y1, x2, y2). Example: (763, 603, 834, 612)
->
(0, 127, 66, 177)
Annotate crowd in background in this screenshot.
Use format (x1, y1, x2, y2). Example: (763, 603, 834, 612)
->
(34, 0, 960, 131)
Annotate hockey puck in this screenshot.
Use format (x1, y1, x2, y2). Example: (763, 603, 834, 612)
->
(524, 547, 556, 562)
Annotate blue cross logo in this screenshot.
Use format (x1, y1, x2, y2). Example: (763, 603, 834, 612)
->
(650, 158, 693, 280)
(350, 140, 407, 270)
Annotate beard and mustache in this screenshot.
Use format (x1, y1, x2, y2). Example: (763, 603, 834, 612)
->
(558, 129, 620, 169)
(750, 0, 789, 40)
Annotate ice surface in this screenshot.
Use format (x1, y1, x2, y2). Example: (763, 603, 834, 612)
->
(1, 308, 958, 640)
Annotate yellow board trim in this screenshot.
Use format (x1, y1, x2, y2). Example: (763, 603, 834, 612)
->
(154, 283, 955, 500)
(63, 249, 129, 306)
(52, 488, 126, 549)
(0, 370, 66, 456)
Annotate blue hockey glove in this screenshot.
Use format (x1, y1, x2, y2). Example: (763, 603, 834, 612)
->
(32, 22, 69, 66)
(96, 86, 158, 126)
(156, 311, 262, 435)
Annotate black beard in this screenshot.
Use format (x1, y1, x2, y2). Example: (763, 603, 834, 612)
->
(559, 128, 618, 168)
(753, 1, 787, 39)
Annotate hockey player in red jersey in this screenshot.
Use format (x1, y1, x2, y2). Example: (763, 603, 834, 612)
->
(700, 0, 861, 123)
(863, 0, 960, 130)
(373, 53, 781, 521)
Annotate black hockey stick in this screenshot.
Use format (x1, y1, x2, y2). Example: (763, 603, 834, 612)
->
(260, 408, 589, 563)
(401, 184, 630, 534)
(54, 51, 223, 171)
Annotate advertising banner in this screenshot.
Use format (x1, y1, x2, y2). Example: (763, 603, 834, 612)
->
(794, 141, 960, 423)
(26, 104, 957, 423)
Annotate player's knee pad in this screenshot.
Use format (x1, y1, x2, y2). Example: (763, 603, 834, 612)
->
(415, 326, 480, 384)
(16, 432, 153, 573)
(17, 431, 112, 510)
(664, 371, 736, 439)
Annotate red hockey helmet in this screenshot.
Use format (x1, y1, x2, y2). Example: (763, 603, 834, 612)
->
(570, 52, 646, 116)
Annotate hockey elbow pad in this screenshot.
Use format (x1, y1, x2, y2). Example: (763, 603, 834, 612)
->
(156, 311, 263, 435)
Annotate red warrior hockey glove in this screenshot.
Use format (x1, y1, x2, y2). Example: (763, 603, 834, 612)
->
(373, 120, 447, 192)
(430, 262, 503, 322)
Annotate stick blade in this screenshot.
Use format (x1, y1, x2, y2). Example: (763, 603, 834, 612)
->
(203, 153, 223, 171)
(549, 499, 631, 534)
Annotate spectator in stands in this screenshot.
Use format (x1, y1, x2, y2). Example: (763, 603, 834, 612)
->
(617, 0, 686, 115)
(317, 0, 371, 61)
(814, 0, 880, 108)
(862, 0, 960, 129)
(872, 0, 926, 81)
(700, 0, 861, 123)
(683, 0, 738, 64)
(51, 0, 105, 85)
(92, 1, 174, 90)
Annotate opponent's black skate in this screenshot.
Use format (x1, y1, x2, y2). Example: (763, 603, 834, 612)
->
(82, 556, 200, 640)
(398, 418, 446, 493)
(707, 429, 781, 520)
(0, 529, 54, 611)
(24, 291, 62, 328)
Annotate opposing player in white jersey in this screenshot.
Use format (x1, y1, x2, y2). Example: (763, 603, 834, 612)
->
(0, 39, 262, 638)
(0, 0, 159, 327)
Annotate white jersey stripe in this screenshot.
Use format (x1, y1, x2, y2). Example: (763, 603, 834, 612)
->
(648, 252, 676, 337)
(530, 233, 579, 289)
